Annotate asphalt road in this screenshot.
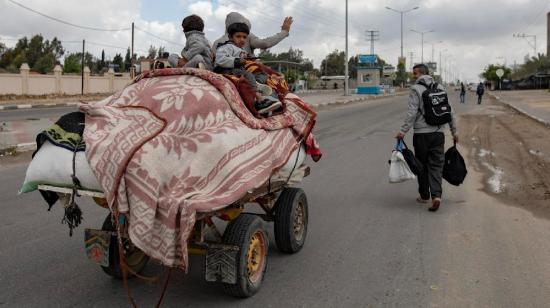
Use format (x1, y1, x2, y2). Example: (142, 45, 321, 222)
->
(0, 106, 78, 122)
(1, 93, 549, 307)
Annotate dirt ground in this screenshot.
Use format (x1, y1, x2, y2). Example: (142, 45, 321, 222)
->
(460, 96, 550, 219)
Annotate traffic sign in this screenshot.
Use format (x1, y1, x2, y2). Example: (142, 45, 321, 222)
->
(496, 68, 504, 78)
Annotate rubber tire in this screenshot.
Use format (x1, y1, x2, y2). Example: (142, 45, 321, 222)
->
(274, 187, 309, 253)
(222, 214, 268, 298)
(100, 214, 149, 279)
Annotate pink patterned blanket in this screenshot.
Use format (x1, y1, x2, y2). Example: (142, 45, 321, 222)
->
(80, 68, 319, 269)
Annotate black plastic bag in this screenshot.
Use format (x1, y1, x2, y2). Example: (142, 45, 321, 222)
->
(443, 144, 467, 186)
(397, 140, 424, 176)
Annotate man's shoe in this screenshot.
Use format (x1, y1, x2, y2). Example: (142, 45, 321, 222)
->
(416, 197, 430, 204)
(255, 98, 282, 114)
(257, 83, 273, 96)
(428, 198, 441, 212)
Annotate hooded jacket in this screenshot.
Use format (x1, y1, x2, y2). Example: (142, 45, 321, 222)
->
(215, 42, 246, 69)
(400, 75, 458, 135)
(211, 12, 289, 55)
(181, 30, 213, 69)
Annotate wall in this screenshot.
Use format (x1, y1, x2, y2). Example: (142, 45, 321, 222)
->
(0, 64, 131, 95)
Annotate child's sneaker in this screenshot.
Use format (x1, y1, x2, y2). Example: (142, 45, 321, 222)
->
(256, 83, 273, 96)
(255, 97, 282, 114)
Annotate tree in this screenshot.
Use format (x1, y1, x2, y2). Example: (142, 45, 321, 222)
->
(113, 53, 123, 72)
(124, 48, 131, 72)
(320, 50, 346, 76)
(157, 46, 166, 58)
(96, 49, 105, 72)
(0, 35, 64, 73)
(148, 45, 158, 59)
(395, 61, 408, 86)
(63, 53, 81, 73)
(62, 52, 94, 74)
(512, 53, 549, 80)
(482, 64, 511, 82)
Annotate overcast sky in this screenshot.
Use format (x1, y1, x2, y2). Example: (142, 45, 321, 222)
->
(0, 0, 548, 81)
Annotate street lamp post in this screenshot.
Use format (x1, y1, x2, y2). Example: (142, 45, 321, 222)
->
(345, 0, 349, 96)
(411, 29, 434, 63)
(385, 6, 419, 60)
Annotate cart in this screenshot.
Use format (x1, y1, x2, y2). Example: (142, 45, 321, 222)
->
(36, 165, 310, 298)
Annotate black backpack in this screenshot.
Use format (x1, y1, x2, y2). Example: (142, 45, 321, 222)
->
(417, 81, 453, 126)
(442, 144, 467, 186)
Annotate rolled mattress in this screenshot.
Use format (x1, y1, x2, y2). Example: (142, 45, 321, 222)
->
(20, 140, 306, 194)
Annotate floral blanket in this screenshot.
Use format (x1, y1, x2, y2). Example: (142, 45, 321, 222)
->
(80, 68, 319, 269)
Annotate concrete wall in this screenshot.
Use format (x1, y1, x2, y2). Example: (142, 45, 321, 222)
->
(0, 64, 131, 95)
(0, 74, 23, 95)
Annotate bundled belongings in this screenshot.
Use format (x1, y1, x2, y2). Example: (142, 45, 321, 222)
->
(389, 142, 416, 183)
(442, 143, 467, 186)
(22, 67, 321, 272)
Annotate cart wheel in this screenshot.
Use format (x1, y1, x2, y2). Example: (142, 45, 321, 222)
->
(222, 214, 268, 297)
(274, 187, 308, 253)
(100, 214, 149, 279)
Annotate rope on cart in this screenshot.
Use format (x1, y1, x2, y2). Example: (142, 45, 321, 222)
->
(286, 145, 301, 184)
(61, 139, 83, 236)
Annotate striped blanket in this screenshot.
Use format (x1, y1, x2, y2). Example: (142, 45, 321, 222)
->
(80, 68, 319, 270)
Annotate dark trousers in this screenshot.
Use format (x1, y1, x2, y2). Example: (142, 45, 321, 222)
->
(477, 94, 483, 104)
(413, 132, 445, 199)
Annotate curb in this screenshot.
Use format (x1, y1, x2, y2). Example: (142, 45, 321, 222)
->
(0, 102, 79, 111)
(312, 92, 405, 108)
(489, 93, 550, 127)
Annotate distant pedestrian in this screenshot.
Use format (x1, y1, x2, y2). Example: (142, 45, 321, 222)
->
(396, 64, 458, 212)
(460, 82, 466, 104)
(476, 82, 485, 104)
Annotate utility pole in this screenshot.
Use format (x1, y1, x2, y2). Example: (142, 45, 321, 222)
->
(513, 33, 537, 57)
(344, 0, 349, 95)
(411, 29, 434, 63)
(131, 22, 135, 78)
(385, 6, 419, 61)
(408, 51, 415, 71)
(365, 30, 380, 55)
(81, 39, 85, 95)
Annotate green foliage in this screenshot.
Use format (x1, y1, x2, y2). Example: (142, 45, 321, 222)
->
(63, 53, 82, 73)
(0, 34, 64, 73)
(148, 45, 158, 59)
(482, 64, 511, 82)
(112, 53, 124, 72)
(320, 50, 345, 76)
(395, 61, 407, 86)
(512, 53, 549, 80)
(258, 48, 315, 84)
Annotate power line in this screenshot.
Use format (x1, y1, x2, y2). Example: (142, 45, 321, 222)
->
(7, 0, 131, 32)
(134, 25, 185, 47)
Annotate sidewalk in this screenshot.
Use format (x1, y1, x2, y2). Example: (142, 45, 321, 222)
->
(490, 90, 550, 126)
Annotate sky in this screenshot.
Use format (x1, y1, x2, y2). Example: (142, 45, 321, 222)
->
(0, 0, 548, 82)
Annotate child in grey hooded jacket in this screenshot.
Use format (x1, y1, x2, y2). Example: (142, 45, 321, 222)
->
(180, 15, 213, 70)
(215, 22, 282, 115)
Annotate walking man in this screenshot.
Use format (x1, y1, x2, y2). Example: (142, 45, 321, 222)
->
(396, 64, 458, 212)
(476, 82, 485, 104)
(459, 82, 466, 104)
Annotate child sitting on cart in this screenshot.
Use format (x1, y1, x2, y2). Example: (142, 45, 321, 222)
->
(214, 22, 282, 115)
(177, 14, 214, 70)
